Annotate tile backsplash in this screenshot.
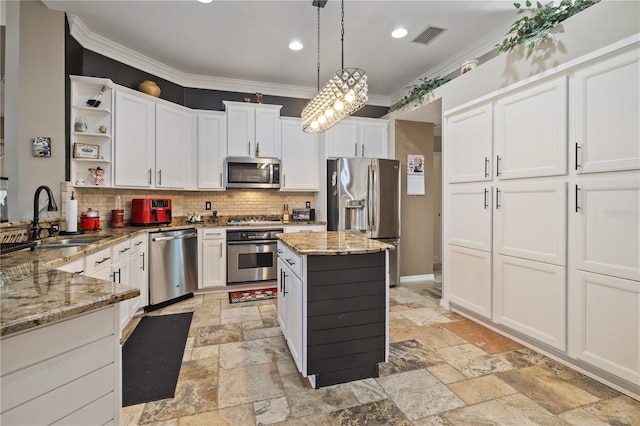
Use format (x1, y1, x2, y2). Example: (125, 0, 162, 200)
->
(61, 182, 316, 227)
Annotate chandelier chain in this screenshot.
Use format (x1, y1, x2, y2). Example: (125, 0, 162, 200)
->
(317, 5, 321, 92)
(341, 0, 345, 69)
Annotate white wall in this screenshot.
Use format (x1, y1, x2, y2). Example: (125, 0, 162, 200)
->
(5, 1, 65, 221)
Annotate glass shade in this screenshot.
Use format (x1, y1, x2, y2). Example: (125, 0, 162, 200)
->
(301, 68, 368, 133)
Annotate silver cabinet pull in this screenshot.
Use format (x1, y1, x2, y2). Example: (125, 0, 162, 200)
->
(140, 252, 145, 270)
(484, 188, 489, 209)
(248, 141, 251, 156)
(354, 143, 358, 156)
(158, 169, 162, 186)
(575, 143, 581, 170)
(575, 185, 581, 213)
(219, 242, 223, 257)
(219, 172, 223, 187)
(496, 188, 501, 210)
(148, 168, 152, 185)
(256, 142, 260, 157)
(484, 157, 489, 178)
(496, 155, 502, 177)
(362, 143, 365, 157)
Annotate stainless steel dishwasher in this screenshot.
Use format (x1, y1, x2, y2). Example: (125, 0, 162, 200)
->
(148, 228, 198, 309)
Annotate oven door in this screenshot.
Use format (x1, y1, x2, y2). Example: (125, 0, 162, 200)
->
(227, 240, 278, 284)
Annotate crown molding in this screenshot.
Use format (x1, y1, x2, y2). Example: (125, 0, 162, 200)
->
(68, 15, 390, 106)
(390, 20, 513, 103)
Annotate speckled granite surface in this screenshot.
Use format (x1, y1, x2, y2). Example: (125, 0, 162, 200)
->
(276, 231, 394, 255)
(0, 220, 325, 337)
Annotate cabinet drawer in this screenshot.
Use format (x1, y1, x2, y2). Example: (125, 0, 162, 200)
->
(56, 257, 85, 275)
(85, 247, 112, 275)
(130, 234, 146, 250)
(111, 239, 131, 262)
(202, 228, 225, 240)
(283, 247, 303, 278)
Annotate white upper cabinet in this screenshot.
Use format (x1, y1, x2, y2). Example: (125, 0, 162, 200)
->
(326, 117, 388, 159)
(155, 103, 192, 189)
(574, 177, 639, 281)
(224, 101, 282, 158)
(115, 90, 192, 189)
(572, 48, 640, 174)
(494, 77, 568, 179)
(197, 112, 227, 189)
(280, 118, 319, 191)
(114, 91, 155, 187)
(494, 181, 567, 266)
(447, 183, 492, 252)
(445, 103, 493, 183)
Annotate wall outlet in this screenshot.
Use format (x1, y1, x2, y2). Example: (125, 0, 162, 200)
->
(205, 201, 212, 210)
(306, 201, 311, 208)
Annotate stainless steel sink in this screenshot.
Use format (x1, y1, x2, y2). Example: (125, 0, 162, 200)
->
(38, 237, 104, 248)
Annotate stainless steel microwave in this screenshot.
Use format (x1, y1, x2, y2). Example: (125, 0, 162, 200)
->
(224, 157, 281, 189)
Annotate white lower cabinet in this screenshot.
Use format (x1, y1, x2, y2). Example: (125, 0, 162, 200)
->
(0, 307, 120, 425)
(277, 256, 287, 336)
(494, 181, 566, 266)
(447, 245, 492, 319)
(493, 254, 566, 350)
(198, 228, 226, 288)
(447, 183, 492, 251)
(570, 270, 640, 384)
(129, 234, 148, 315)
(277, 243, 305, 372)
(574, 177, 640, 281)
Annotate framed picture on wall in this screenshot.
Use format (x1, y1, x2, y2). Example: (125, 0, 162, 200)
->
(73, 143, 99, 159)
(32, 137, 52, 158)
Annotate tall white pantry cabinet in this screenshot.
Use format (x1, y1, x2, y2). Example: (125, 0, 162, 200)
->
(443, 42, 639, 397)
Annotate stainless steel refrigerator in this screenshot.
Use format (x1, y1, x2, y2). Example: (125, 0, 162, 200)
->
(327, 158, 401, 286)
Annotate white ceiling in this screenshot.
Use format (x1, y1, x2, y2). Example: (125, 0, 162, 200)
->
(42, 0, 518, 106)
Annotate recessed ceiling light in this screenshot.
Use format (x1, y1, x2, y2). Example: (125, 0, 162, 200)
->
(391, 28, 408, 39)
(289, 41, 303, 51)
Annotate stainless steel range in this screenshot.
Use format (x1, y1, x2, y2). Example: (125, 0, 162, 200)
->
(227, 227, 283, 285)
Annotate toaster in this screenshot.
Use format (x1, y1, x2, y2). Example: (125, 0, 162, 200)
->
(291, 208, 315, 222)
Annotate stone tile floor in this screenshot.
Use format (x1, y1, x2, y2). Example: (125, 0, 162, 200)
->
(121, 278, 640, 425)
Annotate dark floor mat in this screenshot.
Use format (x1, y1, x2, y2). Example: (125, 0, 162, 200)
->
(122, 312, 193, 407)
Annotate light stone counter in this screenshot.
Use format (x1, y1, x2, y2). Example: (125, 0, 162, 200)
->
(276, 231, 394, 255)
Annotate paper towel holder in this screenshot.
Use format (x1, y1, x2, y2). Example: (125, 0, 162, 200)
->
(59, 191, 85, 236)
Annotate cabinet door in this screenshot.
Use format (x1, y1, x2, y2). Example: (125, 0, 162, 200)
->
(570, 270, 639, 384)
(494, 77, 567, 179)
(447, 245, 492, 319)
(114, 91, 155, 187)
(573, 49, 640, 173)
(445, 104, 493, 183)
(493, 254, 566, 350)
(277, 257, 287, 336)
(286, 269, 304, 373)
(254, 107, 281, 158)
(494, 181, 566, 266)
(200, 238, 226, 288)
(226, 104, 254, 157)
(198, 112, 226, 189)
(281, 118, 319, 191)
(359, 119, 388, 158)
(326, 120, 359, 157)
(574, 178, 640, 281)
(111, 256, 131, 335)
(447, 183, 492, 252)
(155, 104, 189, 188)
(129, 236, 148, 314)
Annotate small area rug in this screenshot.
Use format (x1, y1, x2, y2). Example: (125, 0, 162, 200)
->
(229, 287, 277, 304)
(122, 311, 193, 407)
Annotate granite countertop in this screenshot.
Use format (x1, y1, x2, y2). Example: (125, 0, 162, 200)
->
(0, 219, 326, 337)
(277, 231, 395, 255)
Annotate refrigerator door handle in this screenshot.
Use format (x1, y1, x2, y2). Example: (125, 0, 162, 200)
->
(367, 165, 373, 232)
(370, 165, 376, 232)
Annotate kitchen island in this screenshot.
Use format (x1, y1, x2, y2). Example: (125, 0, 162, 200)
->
(276, 231, 394, 388)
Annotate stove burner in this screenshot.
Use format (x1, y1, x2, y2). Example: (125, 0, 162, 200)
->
(226, 215, 282, 225)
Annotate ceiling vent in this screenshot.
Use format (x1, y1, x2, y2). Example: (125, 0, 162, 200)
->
(412, 26, 446, 45)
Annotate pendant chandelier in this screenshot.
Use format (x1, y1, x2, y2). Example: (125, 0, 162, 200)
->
(301, 0, 368, 133)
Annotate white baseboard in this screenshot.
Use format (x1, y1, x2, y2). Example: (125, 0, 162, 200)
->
(400, 274, 435, 283)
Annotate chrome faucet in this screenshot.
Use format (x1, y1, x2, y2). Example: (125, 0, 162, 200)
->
(30, 185, 58, 240)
